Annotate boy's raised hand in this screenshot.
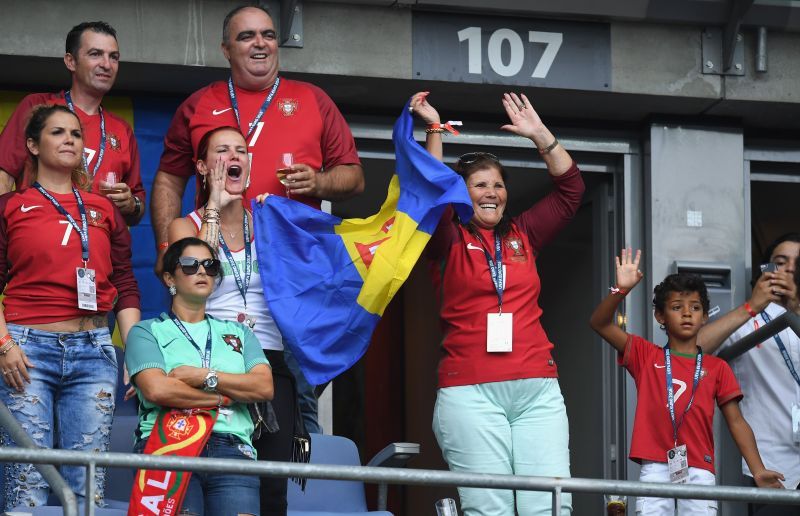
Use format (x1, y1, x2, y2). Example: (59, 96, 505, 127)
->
(754, 468, 785, 489)
(616, 248, 643, 291)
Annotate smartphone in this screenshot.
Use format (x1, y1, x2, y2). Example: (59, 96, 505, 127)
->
(760, 262, 778, 274)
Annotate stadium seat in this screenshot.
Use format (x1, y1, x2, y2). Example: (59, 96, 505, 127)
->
(287, 433, 419, 516)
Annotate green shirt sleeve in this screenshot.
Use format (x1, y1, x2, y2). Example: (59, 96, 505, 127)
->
(242, 327, 270, 371)
(125, 322, 167, 382)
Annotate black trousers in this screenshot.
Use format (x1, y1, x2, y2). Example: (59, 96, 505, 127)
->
(253, 349, 297, 516)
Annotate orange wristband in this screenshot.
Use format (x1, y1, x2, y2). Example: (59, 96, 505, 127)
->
(158, 241, 170, 251)
(610, 287, 629, 296)
(0, 334, 13, 346)
(744, 301, 758, 318)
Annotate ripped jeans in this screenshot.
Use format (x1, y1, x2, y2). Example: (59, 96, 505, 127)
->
(0, 324, 116, 511)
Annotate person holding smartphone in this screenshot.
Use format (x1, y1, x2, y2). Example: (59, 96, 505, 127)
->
(697, 233, 800, 514)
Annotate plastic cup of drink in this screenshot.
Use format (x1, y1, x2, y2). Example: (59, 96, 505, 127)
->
(435, 497, 458, 516)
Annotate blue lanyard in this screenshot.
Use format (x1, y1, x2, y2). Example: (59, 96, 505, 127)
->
(227, 76, 280, 139)
(474, 230, 504, 312)
(218, 211, 252, 309)
(64, 90, 105, 181)
(665, 345, 703, 446)
(169, 312, 213, 369)
(33, 182, 90, 263)
(760, 310, 800, 387)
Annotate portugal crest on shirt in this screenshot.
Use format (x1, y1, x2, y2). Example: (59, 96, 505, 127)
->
(108, 133, 121, 151)
(504, 237, 527, 262)
(278, 98, 299, 117)
(87, 209, 106, 227)
(222, 334, 243, 354)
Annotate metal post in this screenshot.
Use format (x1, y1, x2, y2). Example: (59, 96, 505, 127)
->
(552, 485, 562, 515)
(86, 461, 96, 516)
(377, 482, 388, 511)
(755, 26, 768, 73)
(0, 401, 78, 515)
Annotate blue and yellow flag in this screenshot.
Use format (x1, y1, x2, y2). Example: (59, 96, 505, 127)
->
(253, 101, 472, 385)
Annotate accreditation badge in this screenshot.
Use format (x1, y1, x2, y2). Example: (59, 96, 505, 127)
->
(792, 404, 800, 444)
(76, 267, 97, 311)
(486, 312, 513, 352)
(667, 444, 689, 483)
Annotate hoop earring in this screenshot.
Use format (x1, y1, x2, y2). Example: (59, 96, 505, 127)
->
(168, 285, 177, 296)
(659, 323, 666, 331)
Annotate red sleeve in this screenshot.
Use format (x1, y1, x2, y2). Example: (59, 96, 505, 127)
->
(427, 206, 459, 261)
(108, 202, 140, 312)
(310, 85, 361, 170)
(0, 193, 12, 292)
(124, 124, 145, 203)
(0, 94, 49, 178)
(619, 333, 651, 379)
(716, 359, 744, 407)
(515, 162, 585, 252)
(157, 90, 203, 177)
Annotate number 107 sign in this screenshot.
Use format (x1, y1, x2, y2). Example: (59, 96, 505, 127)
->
(412, 13, 611, 90)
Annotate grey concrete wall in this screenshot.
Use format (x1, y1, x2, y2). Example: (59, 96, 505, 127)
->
(2, 1, 799, 109)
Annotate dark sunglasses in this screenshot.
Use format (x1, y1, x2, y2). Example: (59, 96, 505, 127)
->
(177, 257, 221, 277)
(457, 151, 500, 166)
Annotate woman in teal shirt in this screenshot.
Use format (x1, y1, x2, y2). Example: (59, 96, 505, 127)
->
(126, 237, 273, 516)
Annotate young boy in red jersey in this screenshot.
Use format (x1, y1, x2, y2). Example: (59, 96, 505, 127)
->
(590, 248, 785, 515)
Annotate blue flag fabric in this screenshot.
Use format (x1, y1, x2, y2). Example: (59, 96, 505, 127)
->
(253, 101, 472, 385)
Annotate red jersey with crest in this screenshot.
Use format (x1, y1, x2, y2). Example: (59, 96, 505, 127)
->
(158, 78, 360, 209)
(0, 187, 140, 324)
(620, 334, 743, 474)
(0, 92, 145, 213)
(427, 163, 584, 388)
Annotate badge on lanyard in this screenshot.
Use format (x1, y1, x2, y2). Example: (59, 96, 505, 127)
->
(792, 404, 800, 444)
(476, 231, 513, 352)
(667, 444, 689, 483)
(487, 312, 513, 352)
(33, 182, 96, 311)
(664, 345, 702, 483)
(76, 267, 97, 311)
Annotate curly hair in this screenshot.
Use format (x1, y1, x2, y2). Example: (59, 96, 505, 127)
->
(653, 273, 710, 314)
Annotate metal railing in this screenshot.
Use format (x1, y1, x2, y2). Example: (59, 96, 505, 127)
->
(717, 310, 800, 362)
(2, 313, 799, 515)
(1, 445, 799, 516)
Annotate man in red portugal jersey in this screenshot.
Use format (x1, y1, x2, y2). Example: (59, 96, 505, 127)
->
(0, 21, 146, 226)
(150, 5, 364, 275)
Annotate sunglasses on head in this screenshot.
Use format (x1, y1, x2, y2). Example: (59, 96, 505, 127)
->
(457, 152, 500, 166)
(177, 257, 221, 277)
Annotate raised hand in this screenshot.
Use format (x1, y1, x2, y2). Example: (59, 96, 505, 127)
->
(500, 92, 546, 141)
(616, 248, 643, 291)
(205, 156, 241, 210)
(410, 91, 441, 125)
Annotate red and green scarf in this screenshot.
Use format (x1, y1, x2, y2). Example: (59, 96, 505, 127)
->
(128, 407, 217, 516)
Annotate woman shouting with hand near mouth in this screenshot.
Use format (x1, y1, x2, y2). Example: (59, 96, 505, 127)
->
(169, 126, 297, 515)
(411, 91, 585, 516)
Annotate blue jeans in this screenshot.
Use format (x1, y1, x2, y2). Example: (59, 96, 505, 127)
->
(0, 324, 117, 511)
(134, 433, 260, 516)
(433, 378, 573, 516)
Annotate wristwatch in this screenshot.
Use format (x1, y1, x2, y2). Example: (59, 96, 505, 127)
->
(132, 196, 143, 217)
(203, 369, 219, 391)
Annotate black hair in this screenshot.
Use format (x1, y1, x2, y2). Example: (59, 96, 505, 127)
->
(454, 154, 512, 237)
(762, 233, 800, 266)
(65, 21, 117, 57)
(162, 237, 220, 276)
(222, 4, 272, 43)
(653, 273, 710, 314)
(25, 104, 90, 190)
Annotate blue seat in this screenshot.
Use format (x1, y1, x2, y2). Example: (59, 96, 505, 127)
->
(287, 433, 419, 516)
